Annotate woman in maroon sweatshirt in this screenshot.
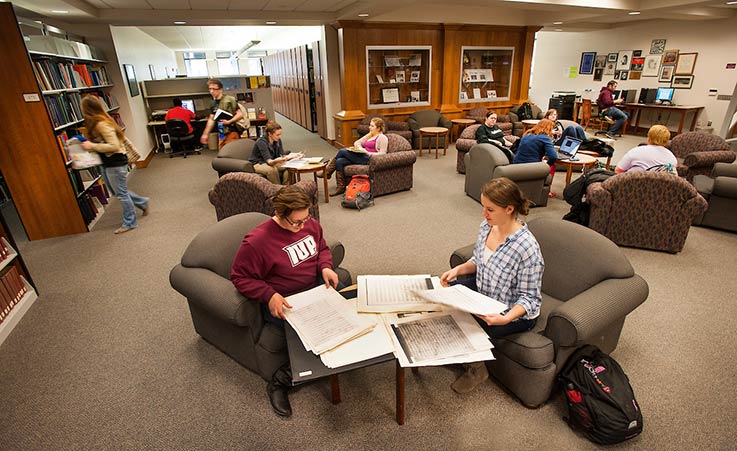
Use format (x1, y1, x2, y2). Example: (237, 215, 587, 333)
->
(231, 185, 339, 418)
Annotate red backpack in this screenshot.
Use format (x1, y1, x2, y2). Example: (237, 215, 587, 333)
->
(341, 175, 374, 210)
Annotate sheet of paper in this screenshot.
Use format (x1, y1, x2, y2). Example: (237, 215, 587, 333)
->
(411, 284, 508, 316)
(320, 305, 395, 368)
(283, 158, 307, 169)
(357, 275, 443, 313)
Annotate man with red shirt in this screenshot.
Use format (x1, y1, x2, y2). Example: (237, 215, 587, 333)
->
(164, 98, 195, 134)
(231, 185, 339, 418)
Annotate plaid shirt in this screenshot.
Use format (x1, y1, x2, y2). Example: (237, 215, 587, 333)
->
(469, 221, 544, 320)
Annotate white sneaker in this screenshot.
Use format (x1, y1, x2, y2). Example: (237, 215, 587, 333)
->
(604, 116, 615, 124)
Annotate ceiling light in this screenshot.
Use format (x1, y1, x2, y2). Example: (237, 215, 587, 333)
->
(726, 1, 737, 4)
(553, 21, 563, 25)
(173, 21, 187, 25)
(266, 21, 277, 25)
(236, 40, 261, 58)
(51, 10, 69, 14)
(358, 13, 369, 17)
(628, 11, 641, 15)
(555, 28, 563, 32)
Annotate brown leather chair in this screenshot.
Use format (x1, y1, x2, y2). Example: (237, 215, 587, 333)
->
(211, 138, 257, 178)
(356, 114, 412, 144)
(343, 133, 417, 197)
(407, 109, 453, 149)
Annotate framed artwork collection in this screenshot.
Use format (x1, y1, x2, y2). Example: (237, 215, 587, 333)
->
(650, 39, 666, 54)
(594, 55, 607, 69)
(607, 53, 618, 62)
(123, 64, 139, 97)
(662, 49, 679, 65)
(675, 53, 698, 75)
(616, 50, 633, 71)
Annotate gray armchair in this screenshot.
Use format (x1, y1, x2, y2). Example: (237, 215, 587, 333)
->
(449, 217, 649, 407)
(464, 143, 551, 207)
(407, 109, 452, 149)
(508, 103, 545, 137)
(212, 138, 257, 178)
(170, 212, 352, 381)
(692, 162, 737, 233)
(456, 123, 519, 174)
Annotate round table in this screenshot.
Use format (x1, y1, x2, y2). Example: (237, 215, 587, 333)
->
(557, 154, 597, 186)
(450, 118, 476, 141)
(286, 162, 329, 203)
(521, 119, 540, 133)
(419, 126, 449, 159)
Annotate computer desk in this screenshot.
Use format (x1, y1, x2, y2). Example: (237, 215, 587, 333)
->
(573, 101, 704, 136)
(147, 117, 208, 152)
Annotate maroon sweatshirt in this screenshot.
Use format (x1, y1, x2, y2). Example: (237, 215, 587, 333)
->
(597, 86, 615, 110)
(231, 218, 333, 304)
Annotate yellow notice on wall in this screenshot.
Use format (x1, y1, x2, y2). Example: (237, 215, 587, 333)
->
(568, 66, 578, 78)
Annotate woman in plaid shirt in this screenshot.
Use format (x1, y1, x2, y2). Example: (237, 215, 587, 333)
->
(441, 177, 544, 393)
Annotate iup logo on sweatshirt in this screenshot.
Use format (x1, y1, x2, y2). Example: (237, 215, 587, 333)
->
(283, 235, 318, 267)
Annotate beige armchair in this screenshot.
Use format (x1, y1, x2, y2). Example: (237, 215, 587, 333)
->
(343, 133, 417, 197)
(464, 143, 551, 207)
(668, 132, 736, 181)
(692, 162, 737, 233)
(588, 171, 707, 253)
(211, 138, 257, 178)
(208, 172, 320, 222)
(449, 217, 649, 407)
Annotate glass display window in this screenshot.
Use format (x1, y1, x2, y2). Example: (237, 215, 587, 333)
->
(366, 46, 431, 109)
(459, 46, 514, 103)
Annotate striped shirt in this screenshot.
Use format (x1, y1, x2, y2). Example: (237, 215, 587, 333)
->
(469, 221, 544, 320)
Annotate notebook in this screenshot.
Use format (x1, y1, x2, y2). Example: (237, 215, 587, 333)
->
(558, 136, 582, 161)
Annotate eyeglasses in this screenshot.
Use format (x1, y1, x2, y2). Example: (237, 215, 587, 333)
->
(283, 214, 311, 227)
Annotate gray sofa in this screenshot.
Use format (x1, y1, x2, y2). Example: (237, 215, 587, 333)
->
(692, 162, 737, 233)
(464, 143, 551, 207)
(169, 212, 352, 381)
(449, 217, 649, 407)
(211, 138, 257, 178)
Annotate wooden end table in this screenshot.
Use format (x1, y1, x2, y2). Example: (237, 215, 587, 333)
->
(450, 118, 476, 141)
(419, 126, 449, 159)
(521, 119, 540, 134)
(286, 162, 329, 203)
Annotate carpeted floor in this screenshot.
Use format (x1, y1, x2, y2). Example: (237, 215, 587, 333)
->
(1, 115, 736, 450)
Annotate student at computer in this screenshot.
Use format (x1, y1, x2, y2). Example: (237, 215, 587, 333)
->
(164, 97, 195, 134)
(615, 125, 677, 174)
(544, 108, 586, 145)
(230, 185, 340, 417)
(440, 178, 543, 393)
(597, 80, 629, 138)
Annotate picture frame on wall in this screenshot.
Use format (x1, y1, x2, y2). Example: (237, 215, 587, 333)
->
(662, 49, 679, 65)
(650, 39, 666, 54)
(614, 70, 621, 80)
(633, 50, 642, 57)
(672, 75, 694, 89)
(604, 62, 615, 76)
(123, 64, 139, 97)
(629, 71, 642, 80)
(675, 52, 698, 75)
(593, 68, 604, 81)
(620, 71, 629, 81)
(630, 57, 644, 71)
(642, 55, 661, 77)
(594, 55, 607, 69)
(607, 53, 618, 62)
(148, 64, 156, 80)
(659, 65, 674, 83)
(579, 52, 596, 74)
(616, 51, 633, 71)
(382, 87, 400, 103)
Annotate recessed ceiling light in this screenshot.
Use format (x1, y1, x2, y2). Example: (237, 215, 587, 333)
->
(266, 21, 277, 25)
(51, 10, 69, 14)
(628, 11, 641, 15)
(553, 21, 563, 25)
(358, 13, 369, 17)
(726, 1, 737, 4)
(555, 28, 563, 32)
(173, 21, 187, 25)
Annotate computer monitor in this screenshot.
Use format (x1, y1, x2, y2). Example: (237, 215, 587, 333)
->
(180, 99, 195, 113)
(612, 90, 622, 100)
(656, 87, 674, 103)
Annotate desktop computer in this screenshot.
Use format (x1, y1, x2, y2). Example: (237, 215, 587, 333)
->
(638, 88, 658, 104)
(613, 89, 636, 103)
(655, 87, 675, 105)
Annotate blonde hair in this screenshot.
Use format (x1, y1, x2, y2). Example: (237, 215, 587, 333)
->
(525, 118, 555, 137)
(370, 117, 386, 133)
(272, 185, 312, 219)
(648, 125, 671, 146)
(481, 178, 531, 217)
(81, 95, 124, 142)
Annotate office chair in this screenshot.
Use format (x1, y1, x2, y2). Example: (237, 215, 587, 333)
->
(165, 119, 200, 158)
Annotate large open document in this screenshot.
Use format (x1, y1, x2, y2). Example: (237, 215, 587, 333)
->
(385, 311, 494, 367)
(284, 286, 375, 355)
(357, 274, 443, 313)
(411, 284, 508, 316)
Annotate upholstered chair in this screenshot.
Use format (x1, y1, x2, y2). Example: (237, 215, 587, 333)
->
(208, 172, 320, 222)
(343, 133, 417, 197)
(667, 132, 736, 181)
(456, 123, 519, 174)
(449, 217, 648, 408)
(587, 171, 707, 253)
(465, 107, 488, 124)
(407, 109, 453, 149)
(464, 143, 550, 207)
(508, 103, 545, 136)
(211, 138, 257, 178)
(356, 114, 413, 144)
(170, 212, 352, 381)
(691, 162, 737, 233)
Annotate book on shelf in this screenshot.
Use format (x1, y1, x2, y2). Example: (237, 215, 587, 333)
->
(376, 74, 385, 83)
(249, 76, 258, 89)
(384, 56, 401, 67)
(473, 88, 481, 99)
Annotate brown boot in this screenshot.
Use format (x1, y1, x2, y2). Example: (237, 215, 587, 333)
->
(330, 171, 346, 197)
(319, 158, 337, 180)
(451, 361, 489, 394)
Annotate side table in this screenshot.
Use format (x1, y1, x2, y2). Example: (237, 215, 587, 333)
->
(286, 162, 329, 203)
(451, 118, 476, 141)
(419, 126, 449, 159)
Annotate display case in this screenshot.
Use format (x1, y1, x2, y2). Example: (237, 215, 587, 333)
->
(459, 47, 513, 103)
(366, 46, 431, 109)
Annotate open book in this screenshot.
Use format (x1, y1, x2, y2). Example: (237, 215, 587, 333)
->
(213, 108, 233, 122)
(347, 146, 368, 154)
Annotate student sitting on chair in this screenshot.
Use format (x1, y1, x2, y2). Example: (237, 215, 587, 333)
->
(597, 80, 629, 139)
(615, 125, 677, 174)
(476, 111, 514, 148)
(544, 108, 586, 146)
(164, 97, 195, 134)
(248, 120, 303, 184)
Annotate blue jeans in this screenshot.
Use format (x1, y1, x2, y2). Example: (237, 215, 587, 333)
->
(603, 107, 629, 135)
(450, 278, 536, 338)
(555, 125, 587, 146)
(335, 148, 370, 172)
(104, 165, 148, 228)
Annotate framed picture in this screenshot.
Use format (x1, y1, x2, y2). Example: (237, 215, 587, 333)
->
(675, 52, 698, 75)
(650, 39, 666, 55)
(659, 65, 674, 83)
(395, 71, 405, 83)
(594, 55, 607, 69)
(642, 55, 661, 77)
(633, 50, 643, 57)
(593, 68, 604, 82)
(662, 50, 679, 65)
(382, 87, 400, 103)
(620, 71, 629, 81)
(487, 90, 497, 98)
(614, 70, 621, 80)
(604, 61, 615, 76)
(607, 53, 618, 62)
(630, 57, 644, 71)
(629, 71, 642, 81)
(672, 75, 694, 89)
(123, 64, 139, 97)
(579, 52, 596, 74)
(410, 71, 420, 82)
(616, 51, 633, 71)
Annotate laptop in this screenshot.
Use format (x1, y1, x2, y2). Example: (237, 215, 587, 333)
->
(558, 136, 582, 161)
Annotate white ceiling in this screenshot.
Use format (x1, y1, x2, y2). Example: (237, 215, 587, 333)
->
(7, 0, 737, 52)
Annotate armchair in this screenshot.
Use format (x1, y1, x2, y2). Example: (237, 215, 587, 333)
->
(407, 109, 452, 149)
(449, 217, 649, 408)
(208, 172, 320, 222)
(508, 103, 545, 137)
(169, 212, 352, 381)
(464, 143, 551, 207)
(692, 162, 737, 233)
(465, 107, 488, 124)
(456, 123, 519, 174)
(343, 133, 417, 197)
(588, 171, 707, 253)
(211, 138, 257, 178)
(667, 132, 736, 181)
(356, 114, 412, 144)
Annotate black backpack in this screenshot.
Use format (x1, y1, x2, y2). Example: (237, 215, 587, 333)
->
(516, 102, 534, 121)
(559, 345, 643, 445)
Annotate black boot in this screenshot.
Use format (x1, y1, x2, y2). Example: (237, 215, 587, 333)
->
(267, 364, 293, 417)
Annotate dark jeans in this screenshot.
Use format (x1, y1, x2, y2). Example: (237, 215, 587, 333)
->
(603, 107, 629, 135)
(450, 278, 536, 338)
(335, 148, 370, 172)
(555, 125, 587, 146)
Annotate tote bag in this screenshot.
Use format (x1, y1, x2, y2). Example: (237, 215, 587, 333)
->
(121, 137, 141, 166)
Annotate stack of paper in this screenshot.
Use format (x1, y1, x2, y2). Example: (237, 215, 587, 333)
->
(320, 302, 395, 368)
(357, 274, 443, 313)
(284, 286, 375, 355)
(411, 284, 508, 315)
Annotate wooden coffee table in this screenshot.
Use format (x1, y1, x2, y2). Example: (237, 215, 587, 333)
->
(558, 154, 597, 186)
(451, 118, 476, 141)
(419, 126, 449, 159)
(286, 162, 329, 203)
(521, 119, 540, 134)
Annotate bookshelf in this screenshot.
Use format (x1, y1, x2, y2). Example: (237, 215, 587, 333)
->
(366, 46, 432, 109)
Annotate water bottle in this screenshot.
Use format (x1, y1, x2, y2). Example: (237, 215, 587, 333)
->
(217, 122, 225, 140)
